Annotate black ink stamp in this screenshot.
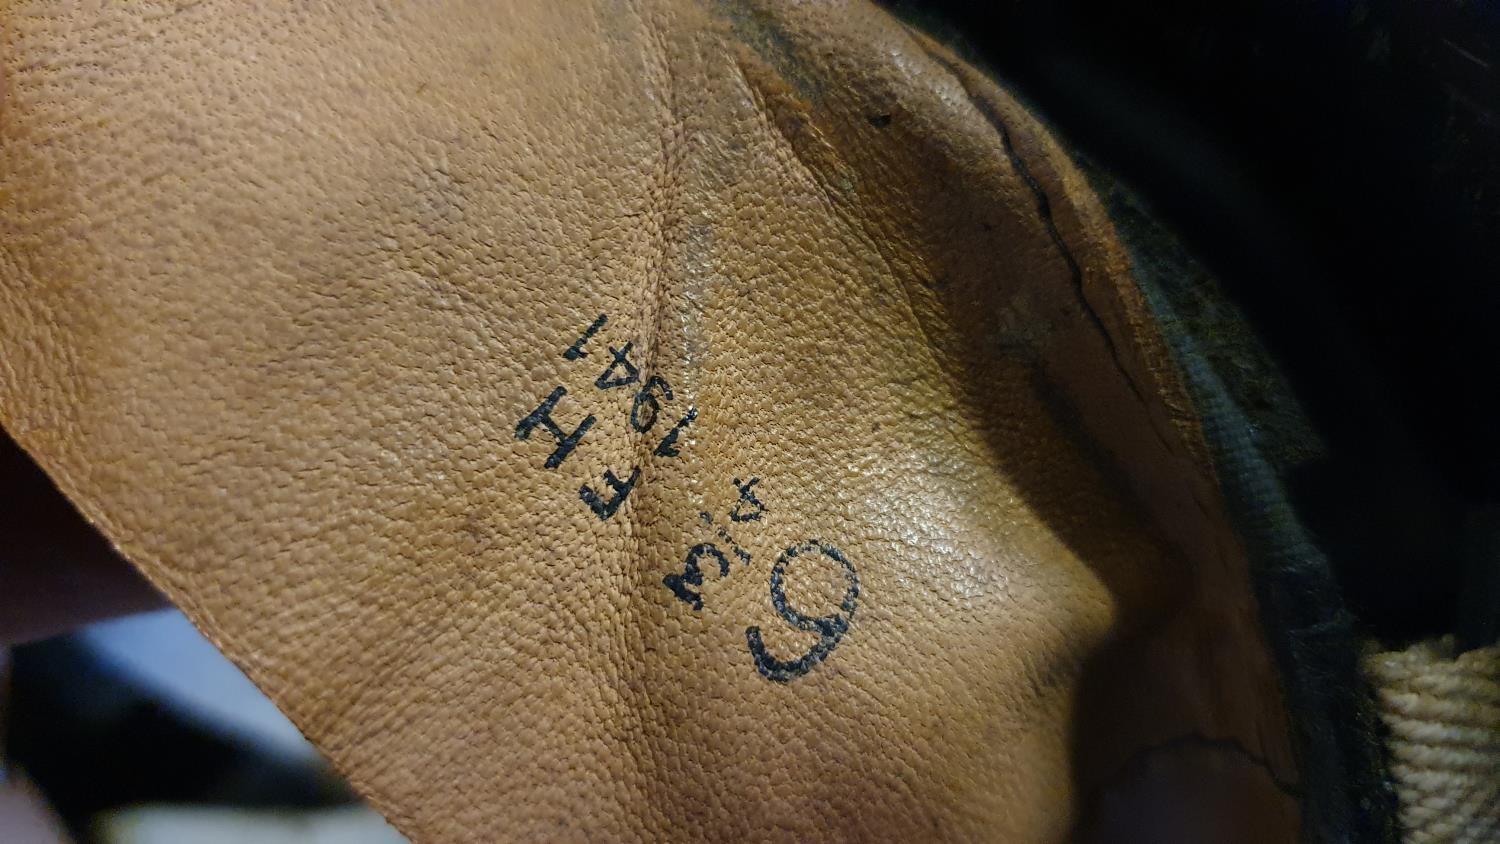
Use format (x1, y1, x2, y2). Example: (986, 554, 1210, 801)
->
(697, 509, 754, 569)
(563, 313, 607, 360)
(718, 526, 753, 565)
(730, 477, 766, 522)
(515, 386, 595, 469)
(653, 407, 698, 458)
(579, 466, 641, 520)
(746, 541, 859, 683)
(664, 542, 732, 611)
(630, 375, 674, 433)
(594, 342, 641, 390)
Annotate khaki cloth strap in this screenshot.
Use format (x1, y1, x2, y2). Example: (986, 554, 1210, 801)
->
(1366, 639, 1500, 843)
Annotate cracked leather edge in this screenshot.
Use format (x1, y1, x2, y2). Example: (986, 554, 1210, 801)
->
(881, 10, 1400, 836)
(1092, 172, 1402, 844)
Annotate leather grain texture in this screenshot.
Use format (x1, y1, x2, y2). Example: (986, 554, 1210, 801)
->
(0, 1, 1297, 839)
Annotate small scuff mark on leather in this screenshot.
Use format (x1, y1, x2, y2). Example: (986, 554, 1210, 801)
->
(710, 0, 825, 102)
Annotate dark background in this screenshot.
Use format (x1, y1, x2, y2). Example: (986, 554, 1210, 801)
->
(901, 0, 1500, 647)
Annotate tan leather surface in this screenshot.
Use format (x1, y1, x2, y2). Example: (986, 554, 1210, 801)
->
(0, 1, 1297, 840)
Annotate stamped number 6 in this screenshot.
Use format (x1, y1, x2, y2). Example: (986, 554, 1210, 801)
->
(746, 541, 860, 683)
